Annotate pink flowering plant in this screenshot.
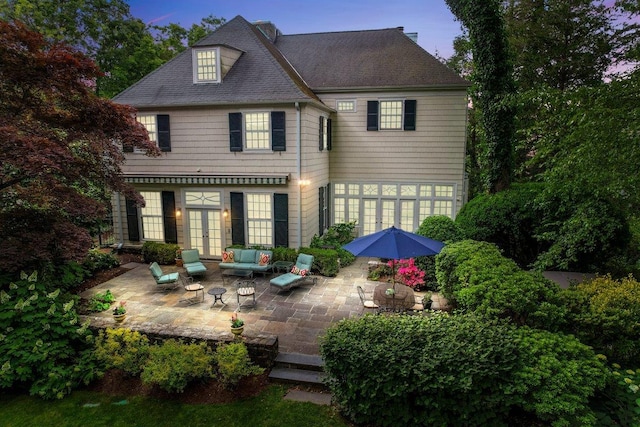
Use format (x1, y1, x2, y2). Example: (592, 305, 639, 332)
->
(388, 258, 426, 289)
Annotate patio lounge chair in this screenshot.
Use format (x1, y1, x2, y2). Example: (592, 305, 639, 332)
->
(149, 262, 180, 291)
(269, 253, 316, 292)
(181, 249, 207, 278)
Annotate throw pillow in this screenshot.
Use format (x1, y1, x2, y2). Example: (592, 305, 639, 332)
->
(259, 252, 270, 266)
(291, 266, 301, 275)
(222, 250, 234, 263)
(299, 269, 309, 277)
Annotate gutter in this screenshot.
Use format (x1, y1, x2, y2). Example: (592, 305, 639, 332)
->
(296, 101, 302, 248)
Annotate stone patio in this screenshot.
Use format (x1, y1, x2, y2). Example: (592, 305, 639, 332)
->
(79, 257, 411, 355)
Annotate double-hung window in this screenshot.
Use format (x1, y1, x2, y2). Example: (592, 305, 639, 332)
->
(134, 114, 171, 152)
(367, 100, 416, 131)
(379, 100, 403, 130)
(246, 193, 272, 246)
(229, 111, 286, 152)
(193, 47, 220, 83)
(245, 112, 270, 150)
(139, 191, 164, 241)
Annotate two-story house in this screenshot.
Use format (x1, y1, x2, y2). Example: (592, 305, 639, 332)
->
(112, 15, 469, 258)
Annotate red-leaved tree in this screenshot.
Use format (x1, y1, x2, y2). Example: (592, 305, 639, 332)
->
(0, 21, 159, 273)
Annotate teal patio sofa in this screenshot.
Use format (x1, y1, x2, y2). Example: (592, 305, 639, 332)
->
(219, 248, 273, 274)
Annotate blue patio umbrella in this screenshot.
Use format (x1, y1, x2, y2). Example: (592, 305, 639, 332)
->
(342, 226, 445, 289)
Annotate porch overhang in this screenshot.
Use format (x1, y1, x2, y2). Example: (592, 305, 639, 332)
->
(124, 174, 290, 185)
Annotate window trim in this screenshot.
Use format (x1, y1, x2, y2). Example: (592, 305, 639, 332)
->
(379, 99, 404, 130)
(139, 191, 164, 241)
(192, 47, 221, 84)
(336, 99, 357, 112)
(245, 192, 273, 246)
(244, 111, 271, 151)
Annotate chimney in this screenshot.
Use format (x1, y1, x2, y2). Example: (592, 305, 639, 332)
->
(405, 32, 418, 43)
(253, 20, 280, 42)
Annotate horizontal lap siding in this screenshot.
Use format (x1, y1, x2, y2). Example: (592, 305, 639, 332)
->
(122, 107, 298, 177)
(322, 91, 467, 183)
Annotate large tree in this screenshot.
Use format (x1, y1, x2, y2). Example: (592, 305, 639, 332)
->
(0, 21, 159, 273)
(446, 0, 516, 193)
(0, 1, 225, 97)
(504, 0, 614, 91)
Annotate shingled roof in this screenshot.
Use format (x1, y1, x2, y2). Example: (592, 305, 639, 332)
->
(276, 28, 468, 90)
(113, 15, 468, 108)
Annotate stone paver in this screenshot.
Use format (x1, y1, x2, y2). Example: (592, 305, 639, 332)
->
(80, 257, 402, 355)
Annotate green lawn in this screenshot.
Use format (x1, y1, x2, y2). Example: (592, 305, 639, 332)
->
(0, 385, 348, 427)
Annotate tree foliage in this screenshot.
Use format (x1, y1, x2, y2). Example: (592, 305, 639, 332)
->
(0, 1, 225, 97)
(0, 21, 159, 272)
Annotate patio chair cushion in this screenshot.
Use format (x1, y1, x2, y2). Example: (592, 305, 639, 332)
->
(181, 249, 207, 277)
(219, 248, 273, 273)
(270, 253, 315, 292)
(238, 249, 256, 263)
(149, 262, 180, 285)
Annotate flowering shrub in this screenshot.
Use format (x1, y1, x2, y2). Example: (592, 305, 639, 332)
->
(389, 258, 425, 288)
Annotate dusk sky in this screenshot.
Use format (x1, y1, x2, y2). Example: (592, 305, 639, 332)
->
(126, 0, 464, 59)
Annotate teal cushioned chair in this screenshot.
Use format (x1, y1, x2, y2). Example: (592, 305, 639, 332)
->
(269, 253, 316, 292)
(149, 262, 180, 291)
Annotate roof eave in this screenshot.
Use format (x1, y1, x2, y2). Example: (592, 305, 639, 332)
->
(312, 84, 471, 93)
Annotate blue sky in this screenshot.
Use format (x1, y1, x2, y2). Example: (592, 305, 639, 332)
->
(126, 0, 464, 59)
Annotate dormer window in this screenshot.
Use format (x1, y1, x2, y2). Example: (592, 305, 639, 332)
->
(193, 47, 221, 83)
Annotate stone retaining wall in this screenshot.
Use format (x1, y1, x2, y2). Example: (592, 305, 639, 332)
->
(82, 316, 279, 368)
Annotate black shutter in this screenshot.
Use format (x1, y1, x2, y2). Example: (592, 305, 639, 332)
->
(229, 113, 243, 152)
(157, 114, 171, 151)
(271, 111, 286, 151)
(274, 193, 289, 247)
(367, 100, 379, 131)
(230, 192, 245, 245)
(319, 116, 324, 151)
(326, 183, 331, 227)
(161, 191, 177, 243)
(404, 100, 416, 131)
(125, 198, 140, 241)
(326, 119, 332, 151)
(318, 187, 324, 235)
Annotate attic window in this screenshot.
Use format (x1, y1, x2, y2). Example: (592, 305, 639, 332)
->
(193, 47, 220, 83)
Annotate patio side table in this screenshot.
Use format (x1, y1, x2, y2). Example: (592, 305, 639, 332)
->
(272, 260, 294, 274)
(208, 287, 227, 308)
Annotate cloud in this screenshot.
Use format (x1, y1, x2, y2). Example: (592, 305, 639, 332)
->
(146, 13, 175, 25)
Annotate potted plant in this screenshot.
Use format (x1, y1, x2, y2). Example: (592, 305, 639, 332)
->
(422, 292, 433, 310)
(175, 248, 183, 267)
(230, 313, 244, 337)
(112, 301, 127, 322)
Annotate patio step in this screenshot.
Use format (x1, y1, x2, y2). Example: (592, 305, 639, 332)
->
(269, 352, 327, 389)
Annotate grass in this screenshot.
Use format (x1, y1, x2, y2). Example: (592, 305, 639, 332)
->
(0, 385, 349, 427)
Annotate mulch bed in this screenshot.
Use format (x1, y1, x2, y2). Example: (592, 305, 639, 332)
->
(77, 253, 272, 404)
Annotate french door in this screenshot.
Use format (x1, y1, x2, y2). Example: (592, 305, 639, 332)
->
(362, 199, 396, 235)
(187, 209, 222, 258)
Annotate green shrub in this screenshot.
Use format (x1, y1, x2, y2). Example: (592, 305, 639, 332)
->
(141, 242, 180, 265)
(271, 246, 298, 262)
(321, 314, 608, 427)
(321, 314, 520, 426)
(298, 247, 340, 277)
(414, 215, 464, 290)
(592, 363, 640, 426)
(455, 183, 544, 267)
(311, 221, 357, 249)
(82, 250, 120, 274)
(435, 240, 563, 329)
(214, 342, 264, 389)
(534, 189, 630, 272)
(88, 289, 115, 312)
(94, 328, 151, 376)
(0, 271, 97, 399)
(558, 275, 640, 364)
(43, 261, 88, 291)
(140, 339, 213, 393)
(510, 327, 608, 426)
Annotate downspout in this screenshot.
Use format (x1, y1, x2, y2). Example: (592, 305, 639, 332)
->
(296, 102, 302, 248)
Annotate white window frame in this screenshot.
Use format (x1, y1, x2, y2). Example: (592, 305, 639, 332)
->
(139, 191, 164, 241)
(244, 112, 271, 150)
(321, 116, 329, 151)
(379, 100, 403, 130)
(135, 114, 157, 153)
(246, 193, 273, 246)
(192, 47, 221, 83)
(336, 99, 356, 112)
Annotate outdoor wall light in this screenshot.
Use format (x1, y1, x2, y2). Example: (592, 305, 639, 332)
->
(175, 208, 181, 217)
(223, 209, 229, 218)
(299, 179, 311, 187)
